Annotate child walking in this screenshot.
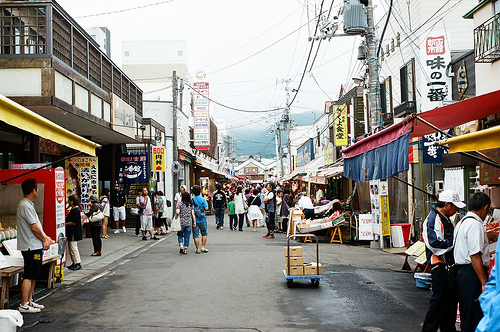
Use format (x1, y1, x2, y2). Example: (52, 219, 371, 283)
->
(227, 194, 237, 231)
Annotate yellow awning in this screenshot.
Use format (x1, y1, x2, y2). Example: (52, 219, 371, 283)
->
(0, 93, 100, 156)
(439, 125, 500, 153)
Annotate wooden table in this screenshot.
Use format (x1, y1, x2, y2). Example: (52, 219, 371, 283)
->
(1, 255, 61, 309)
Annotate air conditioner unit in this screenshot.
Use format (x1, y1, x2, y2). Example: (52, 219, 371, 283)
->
(434, 180, 444, 196)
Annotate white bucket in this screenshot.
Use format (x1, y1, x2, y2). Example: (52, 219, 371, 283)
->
(0, 309, 23, 331)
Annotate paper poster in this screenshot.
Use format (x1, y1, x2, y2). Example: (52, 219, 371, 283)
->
(379, 180, 391, 237)
(359, 214, 374, 240)
(65, 157, 99, 213)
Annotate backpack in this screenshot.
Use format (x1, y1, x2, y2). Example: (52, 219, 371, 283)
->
(192, 198, 206, 219)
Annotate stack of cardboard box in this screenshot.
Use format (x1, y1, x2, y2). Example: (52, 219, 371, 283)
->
(284, 246, 322, 275)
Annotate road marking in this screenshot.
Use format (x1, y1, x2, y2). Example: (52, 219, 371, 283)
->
(85, 270, 114, 283)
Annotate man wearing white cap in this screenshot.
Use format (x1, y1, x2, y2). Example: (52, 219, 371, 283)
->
(422, 189, 465, 332)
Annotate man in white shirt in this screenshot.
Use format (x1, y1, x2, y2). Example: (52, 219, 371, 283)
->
(297, 192, 314, 220)
(453, 192, 491, 332)
(315, 185, 324, 203)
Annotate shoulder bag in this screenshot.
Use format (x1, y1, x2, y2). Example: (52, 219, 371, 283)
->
(89, 208, 104, 222)
(170, 214, 181, 232)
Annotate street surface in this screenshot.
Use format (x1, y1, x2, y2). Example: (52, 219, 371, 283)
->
(20, 215, 430, 331)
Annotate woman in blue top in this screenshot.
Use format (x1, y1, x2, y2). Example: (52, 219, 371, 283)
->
(192, 185, 209, 254)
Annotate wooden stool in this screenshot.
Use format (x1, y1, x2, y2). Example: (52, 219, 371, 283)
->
(325, 226, 343, 244)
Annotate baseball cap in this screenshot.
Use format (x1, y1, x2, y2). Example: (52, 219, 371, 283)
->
(438, 190, 466, 209)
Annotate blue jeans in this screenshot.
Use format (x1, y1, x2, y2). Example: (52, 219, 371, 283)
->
(178, 225, 191, 248)
(214, 207, 225, 227)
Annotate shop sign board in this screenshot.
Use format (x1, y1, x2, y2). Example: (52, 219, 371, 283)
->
(244, 167, 259, 175)
(422, 130, 451, 163)
(193, 82, 210, 148)
(112, 94, 135, 139)
(117, 153, 148, 184)
(421, 30, 451, 112)
(369, 180, 381, 236)
(65, 157, 99, 213)
(444, 167, 465, 201)
(333, 105, 348, 146)
(379, 180, 390, 237)
(152, 146, 165, 172)
(297, 138, 314, 167)
(359, 214, 374, 240)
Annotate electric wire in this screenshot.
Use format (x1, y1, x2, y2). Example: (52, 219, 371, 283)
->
(74, 0, 176, 19)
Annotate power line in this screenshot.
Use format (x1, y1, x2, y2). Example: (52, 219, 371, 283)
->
(74, 0, 176, 19)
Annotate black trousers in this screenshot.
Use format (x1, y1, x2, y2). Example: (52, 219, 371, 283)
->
(457, 264, 486, 332)
(237, 213, 245, 230)
(90, 225, 102, 253)
(229, 215, 237, 229)
(135, 215, 141, 235)
(266, 212, 275, 231)
(422, 263, 458, 332)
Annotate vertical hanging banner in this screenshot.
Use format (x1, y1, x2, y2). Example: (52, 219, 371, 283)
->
(421, 30, 451, 112)
(379, 180, 391, 237)
(65, 157, 99, 213)
(333, 105, 348, 146)
(193, 82, 210, 149)
(152, 146, 165, 171)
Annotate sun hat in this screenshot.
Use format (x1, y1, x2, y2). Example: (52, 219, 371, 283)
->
(438, 190, 466, 209)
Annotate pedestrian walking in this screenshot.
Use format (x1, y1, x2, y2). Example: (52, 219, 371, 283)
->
(244, 188, 251, 227)
(212, 183, 227, 230)
(17, 178, 53, 313)
(100, 188, 110, 239)
(247, 188, 262, 232)
(153, 191, 166, 235)
(421, 189, 465, 332)
(66, 195, 82, 270)
(174, 185, 187, 211)
(234, 186, 246, 231)
(258, 186, 266, 228)
(110, 184, 127, 234)
(263, 182, 276, 239)
(86, 195, 104, 256)
(192, 185, 209, 253)
(281, 188, 292, 233)
(453, 192, 491, 332)
(134, 190, 142, 237)
(139, 187, 159, 240)
(228, 194, 237, 230)
(176, 191, 196, 254)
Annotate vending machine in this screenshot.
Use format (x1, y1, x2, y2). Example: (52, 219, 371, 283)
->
(0, 167, 66, 264)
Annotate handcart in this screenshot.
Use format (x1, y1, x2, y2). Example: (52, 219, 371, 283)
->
(283, 233, 321, 288)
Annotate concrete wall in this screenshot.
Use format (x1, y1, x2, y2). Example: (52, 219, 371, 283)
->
(0, 69, 41, 96)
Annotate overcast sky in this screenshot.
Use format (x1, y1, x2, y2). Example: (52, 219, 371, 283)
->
(57, 0, 383, 152)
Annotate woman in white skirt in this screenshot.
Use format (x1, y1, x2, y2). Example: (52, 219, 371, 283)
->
(247, 188, 263, 232)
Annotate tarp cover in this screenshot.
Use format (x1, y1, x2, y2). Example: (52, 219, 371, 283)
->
(343, 120, 413, 181)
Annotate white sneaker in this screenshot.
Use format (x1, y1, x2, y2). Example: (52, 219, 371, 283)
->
(114, 229, 120, 234)
(166, 229, 171, 234)
(122, 226, 127, 233)
(19, 304, 40, 313)
(29, 301, 44, 309)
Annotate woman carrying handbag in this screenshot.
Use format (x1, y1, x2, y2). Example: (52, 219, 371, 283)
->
(176, 192, 196, 254)
(85, 195, 104, 256)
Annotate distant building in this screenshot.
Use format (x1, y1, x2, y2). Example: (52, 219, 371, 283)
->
(86, 27, 111, 57)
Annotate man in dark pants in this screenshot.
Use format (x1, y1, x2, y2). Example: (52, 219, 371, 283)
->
(212, 183, 227, 230)
(134, 190, 143, 236)
(453, 192, 490, 332)
(422, 190, 465, 332)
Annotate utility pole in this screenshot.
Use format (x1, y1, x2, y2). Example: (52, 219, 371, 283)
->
(172, 71, 178, 217)
(367, 0, 382, 131)
(277, 78, 292, 178)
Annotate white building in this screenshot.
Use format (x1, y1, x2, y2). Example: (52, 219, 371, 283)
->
(86, 27, 111, 57)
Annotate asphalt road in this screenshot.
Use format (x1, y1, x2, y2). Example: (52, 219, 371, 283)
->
(19, 215, 430, 331)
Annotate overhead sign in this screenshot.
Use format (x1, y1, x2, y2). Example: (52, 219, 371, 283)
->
(152, 146, 165, 172)
(333, 105, 348, 146)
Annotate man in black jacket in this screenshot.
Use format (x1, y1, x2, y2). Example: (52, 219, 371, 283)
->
(212, 183, 227, 230)
(110, 184, 127, 234)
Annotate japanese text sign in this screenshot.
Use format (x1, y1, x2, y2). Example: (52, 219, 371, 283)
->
(333, 105, 348, 146)
(152, 146, 165, 172)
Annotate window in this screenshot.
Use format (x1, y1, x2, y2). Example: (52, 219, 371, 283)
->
(124, 51, 129, 57)
(0, 6, 46, 55)
(178, 50, 183, 56)
(379, 76, 392, 114)
(400, 58, 415, 103)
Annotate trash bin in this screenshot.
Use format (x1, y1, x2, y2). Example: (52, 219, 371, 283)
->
(391, 223, 411, 245)
(0, 310, 23, 331)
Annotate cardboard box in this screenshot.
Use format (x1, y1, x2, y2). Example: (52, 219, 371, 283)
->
(303, 262, 322, 275)
(285, 256, 304, 266)
(285, 265, 304, 276)
(284, 246, 303, 257)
